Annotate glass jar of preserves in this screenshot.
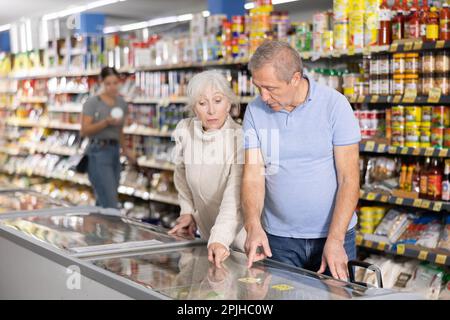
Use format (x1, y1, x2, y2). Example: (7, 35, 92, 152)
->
(379, 75, 390, 95)
(421, 51, 435, 74)
(393, 74, 405, 95)
(379, 54, 390, 75)
(405, 74, 419, 92)
(435, 72, 450, 95)
(369, 55, 379, 76)
(393, 53, 406, 74)
(436, 50, 450, 73)
(420, 74, 435, 95)
(369, 75, 380, 95)
(405, 53, 420, 74)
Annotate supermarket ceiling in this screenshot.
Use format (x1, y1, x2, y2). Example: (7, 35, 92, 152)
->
(0, 0, 333, 27)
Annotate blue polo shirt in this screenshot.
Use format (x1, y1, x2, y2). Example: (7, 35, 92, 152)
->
(243, 77, 361, 238)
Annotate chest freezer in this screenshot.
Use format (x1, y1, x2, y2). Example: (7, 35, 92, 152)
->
(0, 208, 204, 256)
(0, 188, 71, 215)
(87, 245, 424, 300)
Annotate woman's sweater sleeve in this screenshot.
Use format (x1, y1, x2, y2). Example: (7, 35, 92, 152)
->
(208, 134, 244, 249)
(172, 119, 195, 215)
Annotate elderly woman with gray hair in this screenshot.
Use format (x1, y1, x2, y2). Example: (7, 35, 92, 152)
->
(168, 70, 246, 268)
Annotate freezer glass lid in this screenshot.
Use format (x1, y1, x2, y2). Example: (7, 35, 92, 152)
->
(0, 190, 68, 213)
(90, 246, 379, 300)
(0, 212, 186, 253)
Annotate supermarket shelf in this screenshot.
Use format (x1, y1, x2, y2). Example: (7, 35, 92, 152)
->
(0, 146, 26, 156)
(47, 104, 83, 113)
(19, 96, 48, 104)
(48, 89, 89, 95)
(347, 94, 450, 105)
(383, 39, 450, 53)
(0, 166, 179, 206)
(356, 232, 450, 266)
(137, 157, 175, 171)
(5, 118, 81, 130)
(360, 141, 450, 158)
(359, 189, 450, 212)
(126, 96, 255, 105)
(123, 125, 173, 138)
(24, 143, 80, 156)
(10, 69, 101, 79)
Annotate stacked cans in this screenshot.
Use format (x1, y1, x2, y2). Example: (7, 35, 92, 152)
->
(358, 206, 386, 234)
(355, 109, 385, 139)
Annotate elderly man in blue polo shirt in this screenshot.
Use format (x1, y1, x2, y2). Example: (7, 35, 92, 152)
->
(242, 40, 361, 281)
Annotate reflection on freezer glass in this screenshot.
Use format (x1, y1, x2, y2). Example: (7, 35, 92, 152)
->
(91, 246, 378, 300)
(0, 212, 182, 252)
(0, 191, 67, 213)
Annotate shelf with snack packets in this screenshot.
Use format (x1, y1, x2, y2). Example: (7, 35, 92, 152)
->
(360, 141, 450, 158)
(356, 232, 450, 267)
(0, 165, 179, 206)
(125, 95, 255, 106)
(359, 189, 450, 213)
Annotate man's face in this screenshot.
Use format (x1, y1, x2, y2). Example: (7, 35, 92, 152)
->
(252, 64, 299, 112)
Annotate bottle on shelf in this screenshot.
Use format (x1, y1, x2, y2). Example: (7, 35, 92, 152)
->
(420, 0, 431, 40)
(442, 159, 450, 201)
(405, 164, 415, 191)
(412, 160, 421, 193)
(392, 0, 406, 41)
(378, 0, 393, 45)
(427, 158, 443, 200)
(400, 163, 408, 190)
(440, 1, 450, 40)
(406, 0, 421, 40)
(420, 157, 431, 198)
(426, 5, 440, 41)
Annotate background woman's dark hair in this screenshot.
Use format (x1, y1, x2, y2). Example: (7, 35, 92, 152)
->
(100, 66, 120, 81)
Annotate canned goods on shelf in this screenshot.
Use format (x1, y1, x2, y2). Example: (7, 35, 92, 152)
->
(422, 106, 433, 124)
(405, 53, 420, 74)
(445, 128, 450, 148)
(393, 53, 406, 74)
(393, 74, 405, 95)
(405, 106, 422, 122)
(432, 106, 450, 127)
(392, 105, 405, 122)
(431, 127, 445, 148)
(421, 51, 435, 74)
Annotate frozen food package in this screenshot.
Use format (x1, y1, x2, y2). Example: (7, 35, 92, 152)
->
(406, 263, 445, 300)
(437, 216, 450, 252)
(415, 221, 442, 249)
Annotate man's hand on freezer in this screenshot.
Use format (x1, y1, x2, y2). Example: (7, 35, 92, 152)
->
(318, 238, 349, 281)
(244, 222, 272, 268)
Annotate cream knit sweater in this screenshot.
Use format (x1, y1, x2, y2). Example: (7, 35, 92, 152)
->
(172, 116, 246, 251)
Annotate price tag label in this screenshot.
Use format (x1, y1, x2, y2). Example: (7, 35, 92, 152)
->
(390, 42, 399, 52)
(436, 40, 445, 49)
(365, 240, 373, 248)
(433, 201, 443, 211)
(357, 95, 365, 103)
(365, 141, 376, 152)
(388, 146, 398, 154)
(356, 234, 363, 245)
(402, 88, 417, 103)
(421, 200, 431, 209)
(425, 148, 435, 156)
(413, 40, 423, 50)
(393, 95, 402, 103)
(397, 244, 405, 255)
(370, 95, 379, 103)
(428, 87, 442, 103)
(380, 195, 389, 202)
(395, 197, 404, 205)
(348, 47, 355, 56)
(363, 47, 371, 56)
(404, 42, 413, 51)
(413, 199, 422, 207)
(418, 251, 428, 261)
(401, 147, 409, 155)
(377, 242, 386, 251)
(377, 144, 386, 153)
(439, 149, 449, 157)
(367, 192, 376, 200)
(435, 254, 447, 265)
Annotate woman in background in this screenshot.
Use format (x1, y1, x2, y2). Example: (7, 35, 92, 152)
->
(81, 67, 134, 209)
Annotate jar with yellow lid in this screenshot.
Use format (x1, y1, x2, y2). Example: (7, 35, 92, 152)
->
(436, 50, 450, 73)
(393, 53, 406, 74)
(404, 74, 419, 93)
(435, 73, 450, 95)
(405, 53, 419, 74)
(420, 74, 435, 96)
(393, 74, 405, 95)
(421, 51, 435, 74)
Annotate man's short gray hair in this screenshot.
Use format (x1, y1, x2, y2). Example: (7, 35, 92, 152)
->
(186, 70, 240, 112)
(248, 40, 303, 82)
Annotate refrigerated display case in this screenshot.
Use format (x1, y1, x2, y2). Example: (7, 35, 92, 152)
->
(87, 245, 424, 300)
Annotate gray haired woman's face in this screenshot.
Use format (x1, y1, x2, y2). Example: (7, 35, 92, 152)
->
(194, 88, 231, 131)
